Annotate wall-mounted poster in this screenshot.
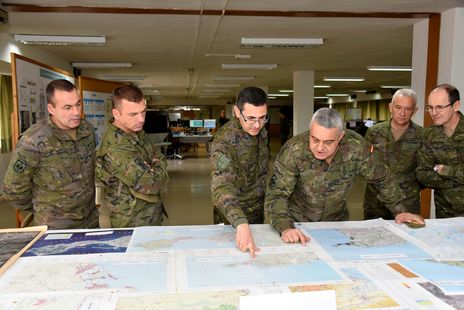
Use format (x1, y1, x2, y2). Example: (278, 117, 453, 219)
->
(82, 91, 112, 147)
(345, 108, 362, 120)
(11, 54, 74, 137)
(78, 76, 125, 148)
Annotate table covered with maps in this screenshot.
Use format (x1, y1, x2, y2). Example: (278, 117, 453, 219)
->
(0, 218, 463, 309)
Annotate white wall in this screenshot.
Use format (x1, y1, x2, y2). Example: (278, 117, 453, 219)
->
(438, 7, 464, 113)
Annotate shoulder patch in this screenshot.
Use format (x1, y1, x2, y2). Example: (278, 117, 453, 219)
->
(217, 154, 232, 171)
(13, 159, 28, 173)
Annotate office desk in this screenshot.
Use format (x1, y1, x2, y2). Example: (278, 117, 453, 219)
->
(0, 218, 463, 309)
(173, 134, 212, 156)
(178, 134, 212, 145)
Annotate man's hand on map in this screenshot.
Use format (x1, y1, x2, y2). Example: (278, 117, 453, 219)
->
(394, 213, 426, 228)
(281, 228, 311, 245)
(236, 223, 260, 258)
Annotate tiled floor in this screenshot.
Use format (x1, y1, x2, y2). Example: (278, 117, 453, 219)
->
(0, 138, 366, 229)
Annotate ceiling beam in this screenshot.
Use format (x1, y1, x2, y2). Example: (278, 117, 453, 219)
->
(3, 3, 437, 18)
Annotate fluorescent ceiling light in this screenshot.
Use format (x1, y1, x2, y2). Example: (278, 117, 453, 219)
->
(137, 84, 154, 88)
(72, 62, 132, 68)
(323, 77, 365, 82)
(241, 37, 324, 48)
(205, 83, 240, 88)
(314, 96, 329, 99)
(268, 97, 277, 99)
(279, 89, 293, 93)
(212, 76, 255, 81)
(222, 63, 278, 70)
(206, 53, 251, 60)
(367, 65, 412, 72)
(101, 76, 145, 81)
(268, 93, 289, 97)
(14, 34, 105, 46)
(380, 85, 411, 89)
(314, 84, 331, 88)
(327, 93, 349, 97)
(352, 89, 367, 93)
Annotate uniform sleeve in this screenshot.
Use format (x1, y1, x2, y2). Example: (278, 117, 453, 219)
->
(416, 136, 456, 189)
(2, 138, 40, 210)
(210, 139, 248, 228)
(104, 143, 169, 196)
(361, 146, 406, 215)
(264, 144, 298, 234)
(364, 126, 374, 144)
(436, 164, 464, 184)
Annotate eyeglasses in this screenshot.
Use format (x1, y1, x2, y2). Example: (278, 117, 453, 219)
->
(240, 110, 269, 124)
(425, 102, 454, 113)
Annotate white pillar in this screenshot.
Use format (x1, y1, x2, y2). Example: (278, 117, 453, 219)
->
(411, 19, 429, 127)
(293, 71, 314, 135)
(438, 8, 464, 113)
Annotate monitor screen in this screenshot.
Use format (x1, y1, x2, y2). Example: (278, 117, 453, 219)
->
(203, 119, 216, 128)
(189, 119, 204, 128)
(364, 119, 375, 128)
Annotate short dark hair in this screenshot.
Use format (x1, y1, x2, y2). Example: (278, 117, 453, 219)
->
(46, 79, 77, 106)
(236, 86, 268, 110)
(435, 83, 460, 105)
(112, 85, 144, 109)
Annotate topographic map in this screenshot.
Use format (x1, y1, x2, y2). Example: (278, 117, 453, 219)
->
(0, 253, 169, 294)
(289, 268, 399, 310)
(0, 293, 108, 310)
(184, 251, 343, 288)
(299, 220, 431, 261)
(398, 259, 464, 295)
(127, 225, 236, 252)
(418, 282, 464, 310)
(23, 230, 133, 256)
(116, 289, 248, 310)
(393, 217, 464, 260)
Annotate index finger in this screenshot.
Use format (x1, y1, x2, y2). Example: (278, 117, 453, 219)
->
(297, 230, 310, 246)
(249, 244, 256, 259)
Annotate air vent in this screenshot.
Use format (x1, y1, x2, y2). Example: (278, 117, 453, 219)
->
(241, 37, 324, 48)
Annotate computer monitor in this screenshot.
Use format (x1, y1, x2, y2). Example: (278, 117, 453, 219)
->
(203, 119, 216, 129)
(189, 119, 204, 128)
(364, 119, 375, 128)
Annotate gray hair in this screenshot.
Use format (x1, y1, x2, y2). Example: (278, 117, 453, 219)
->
(310, 108, 344, 132)
(392, 88, 417, 105)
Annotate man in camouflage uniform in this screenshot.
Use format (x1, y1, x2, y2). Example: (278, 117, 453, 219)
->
(364, 89, 423, 219)
(265, 108, 424, 244)
(210, 86, 269, 258)
(416, 84, 464, 217)
(96, 85, 168, 227)
(3, 79, 98, 229)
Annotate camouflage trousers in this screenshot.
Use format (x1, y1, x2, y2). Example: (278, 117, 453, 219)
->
(213, 206, 264, 225)
(364, 183, 420, 220)
(434, 189, 464, 218)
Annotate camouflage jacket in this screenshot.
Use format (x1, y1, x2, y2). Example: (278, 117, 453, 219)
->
(3, 118, 98, 229)
(96, 122, 169, 228)
(416, 112, 464, 211)
(265, 129, 406, 234)
(364, 120, 423, 213)
(210, 117, 269, 227)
